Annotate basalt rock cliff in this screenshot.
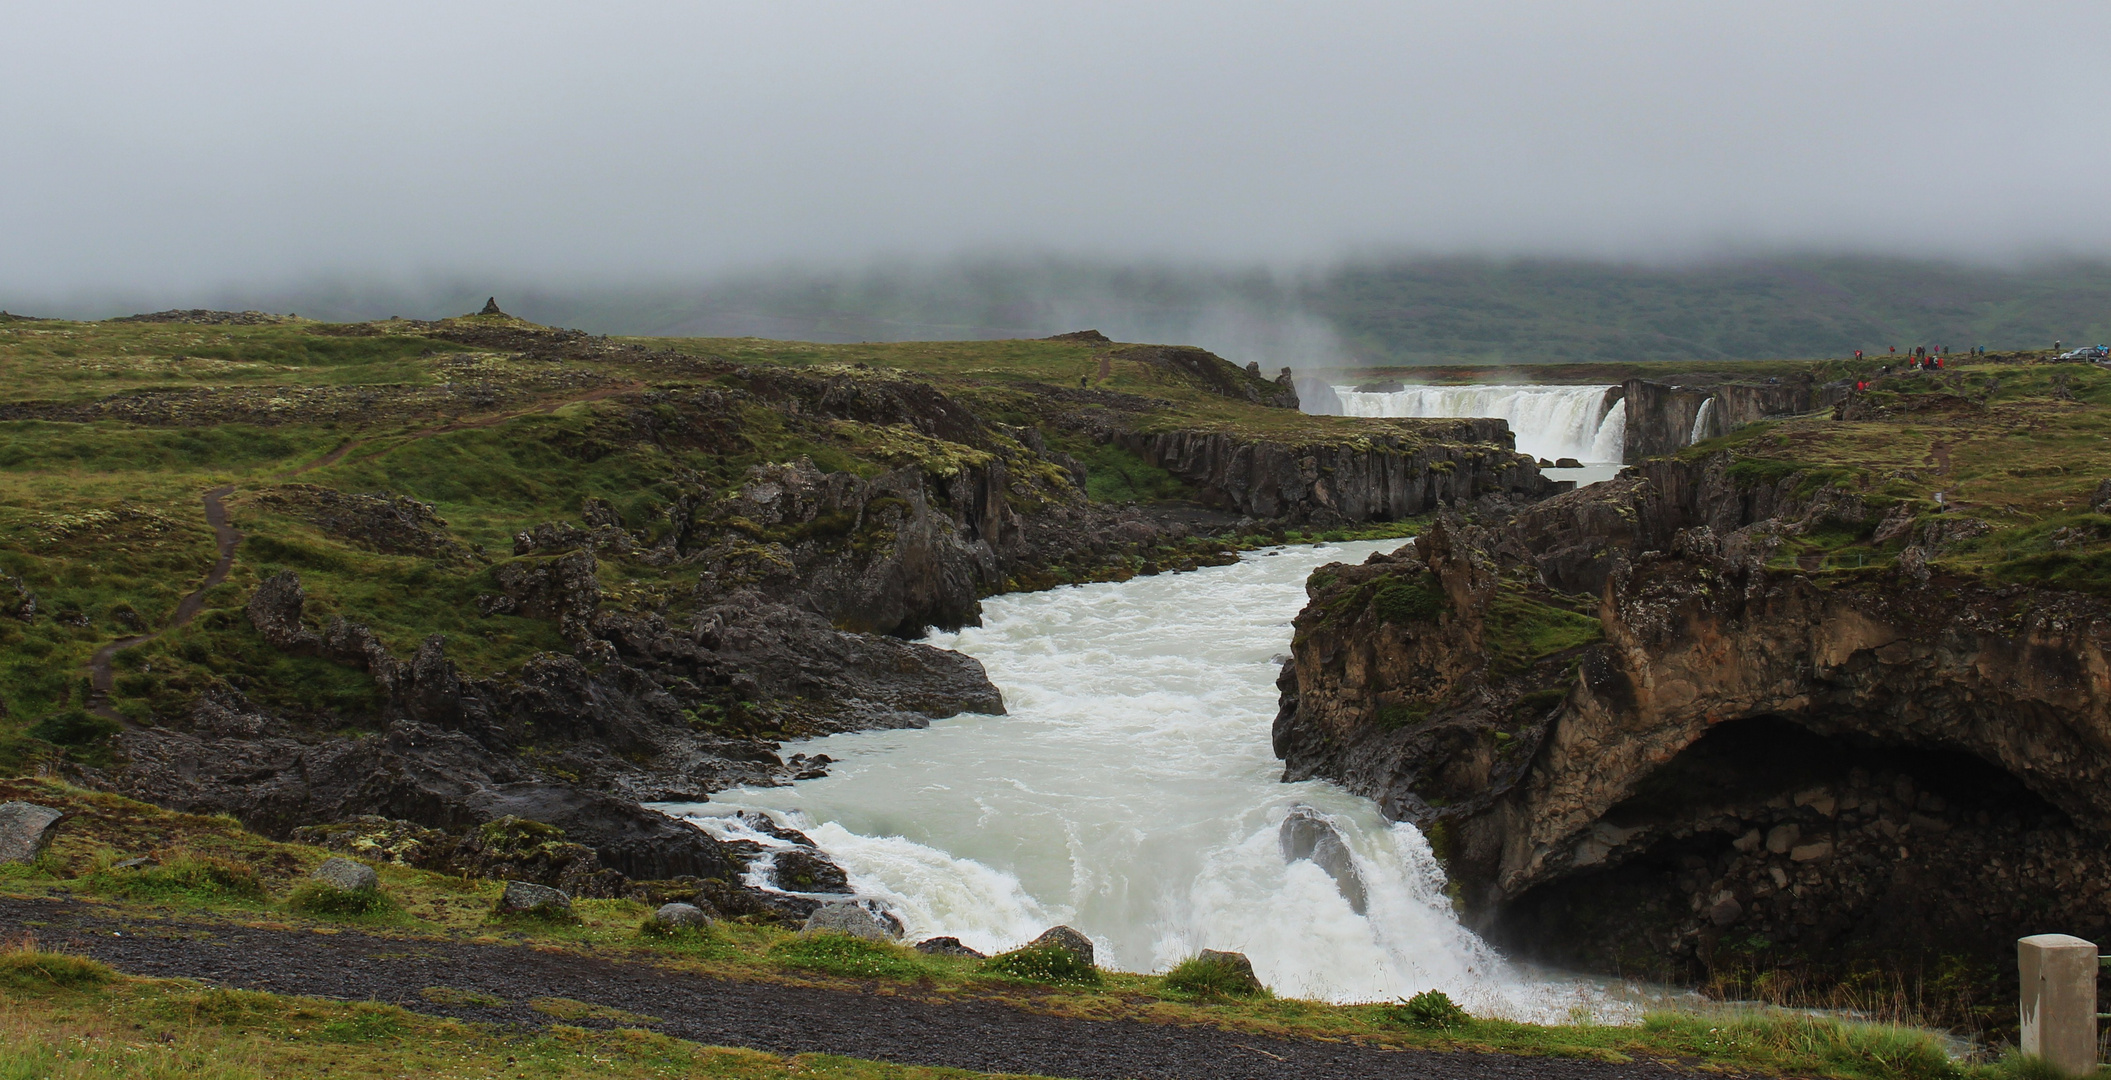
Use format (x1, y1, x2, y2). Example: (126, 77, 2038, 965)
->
(1276, 452, 2111, 984)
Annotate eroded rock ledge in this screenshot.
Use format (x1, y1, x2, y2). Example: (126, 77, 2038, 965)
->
(1275, 453, 2111, 980)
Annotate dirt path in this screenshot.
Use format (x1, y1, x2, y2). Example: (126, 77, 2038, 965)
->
(0, 898, 1688, 1080)
(79, 383, 641, 721)
(86, 485, 242, 725)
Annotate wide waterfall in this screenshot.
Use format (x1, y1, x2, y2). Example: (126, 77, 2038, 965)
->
(659, 542, 1623, 1019)
(1319, 384, 1626, 464)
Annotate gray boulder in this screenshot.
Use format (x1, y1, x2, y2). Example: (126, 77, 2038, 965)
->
(1030, 925, 1095, 965)
(311, 856, 378, 893)
(802, 902, 898, 942)
(1195, 949, 1265, 994)
(0, 802, 65, 864)
(1279, 807, 1369, 915)
(654, 902, 711, 929)
(497, 879, 572, 915)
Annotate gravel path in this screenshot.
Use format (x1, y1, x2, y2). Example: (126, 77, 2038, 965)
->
(2, 897, 1690, 1080)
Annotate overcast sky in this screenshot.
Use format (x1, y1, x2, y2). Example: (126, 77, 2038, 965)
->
(6, 1, 2107, 299)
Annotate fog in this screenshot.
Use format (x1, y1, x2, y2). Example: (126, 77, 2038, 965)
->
(6, 2, 2107, 305)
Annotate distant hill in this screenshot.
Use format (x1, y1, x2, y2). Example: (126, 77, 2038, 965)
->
(1315, 257, 2111, 366)
(36, 255, 2111, 367)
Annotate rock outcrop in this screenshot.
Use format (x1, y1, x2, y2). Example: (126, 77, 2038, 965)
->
(1276, 453, 2111, 981)
(1120, 423, 1555, 525)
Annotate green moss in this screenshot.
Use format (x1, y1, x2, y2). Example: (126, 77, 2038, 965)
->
(1484, 589, 1601, 676)
(1370, 574, 1444, 624)
(1377, 703, 1431, 730)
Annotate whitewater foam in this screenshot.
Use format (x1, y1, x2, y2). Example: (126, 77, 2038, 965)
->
(658, 542, 1631, 1018)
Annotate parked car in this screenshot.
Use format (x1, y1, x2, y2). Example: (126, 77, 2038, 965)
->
(2058, 344, 2110, 361)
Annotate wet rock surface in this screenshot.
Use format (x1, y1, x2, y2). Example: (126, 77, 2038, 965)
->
(1, 896, 1679, 1080)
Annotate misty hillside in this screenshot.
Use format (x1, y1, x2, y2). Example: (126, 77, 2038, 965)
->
(41, 256, 2111, 369)
(1317, 257, 2111, 367)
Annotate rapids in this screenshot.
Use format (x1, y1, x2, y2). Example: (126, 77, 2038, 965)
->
(658, 541, 1617, 1017)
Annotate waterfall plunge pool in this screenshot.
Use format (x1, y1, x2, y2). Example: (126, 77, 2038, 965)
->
(655, 540, 1651, 1020)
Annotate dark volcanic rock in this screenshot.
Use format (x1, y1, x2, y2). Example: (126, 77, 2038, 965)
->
(768, 848, 852, 893)
(246, 570, 317, 650)
(914, 935, 986, 958)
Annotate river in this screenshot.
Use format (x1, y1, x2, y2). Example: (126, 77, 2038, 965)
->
(657, 539, 1619, 1018)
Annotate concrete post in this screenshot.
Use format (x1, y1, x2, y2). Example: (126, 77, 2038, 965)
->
(2019, 934, 2098, 1076)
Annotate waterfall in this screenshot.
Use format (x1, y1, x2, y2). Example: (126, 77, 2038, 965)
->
(1323, 384, 1626, 463)
(1688, 397, 1716, 445)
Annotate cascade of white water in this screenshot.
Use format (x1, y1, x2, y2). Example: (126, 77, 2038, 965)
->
(1688, 397, 1716, 445)
(657, 542, 1627, 1019)
(1325, 385, 1625, 463)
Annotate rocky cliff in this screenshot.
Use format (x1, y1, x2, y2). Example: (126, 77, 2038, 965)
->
(1121, 421, 1556, 525)
(1616, 376, 1833, 461)
(1275, 451, 2111, 986)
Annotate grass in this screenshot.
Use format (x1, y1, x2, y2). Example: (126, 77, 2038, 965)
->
(768, 934, 934, 981)
(0, 967, 1056, 1080)
(1161, 953, 1266, 998)
(981, 944, 1100, 986)
(284, 881, 400, 919)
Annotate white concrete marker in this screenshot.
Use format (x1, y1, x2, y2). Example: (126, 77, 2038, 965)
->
(2019, 934, 2098, 1075)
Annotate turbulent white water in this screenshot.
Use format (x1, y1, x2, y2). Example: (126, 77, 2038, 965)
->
(658, 542, 1621, 1017)
(1325, 384, 1626, 464)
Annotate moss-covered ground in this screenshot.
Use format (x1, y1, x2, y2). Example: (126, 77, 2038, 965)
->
(1675, 352, 2111, 593)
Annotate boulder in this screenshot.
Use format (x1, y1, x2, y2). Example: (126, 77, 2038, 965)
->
(311, 856, 378, 893)
(1029, 925, 1095, 965)
(246, 571, 317, 651)
(497, 880, 572, 915)
(769, 848, 851, 893)
(802, 902, 898, 941)
(653, 902, 711, 929)
(1278, 807, 1369, 915)
(1554, 457, 1583, 469)
(1193, 949, 1264, 993)
(0, 802, 65, 864)
(913, 935, 986, 958)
